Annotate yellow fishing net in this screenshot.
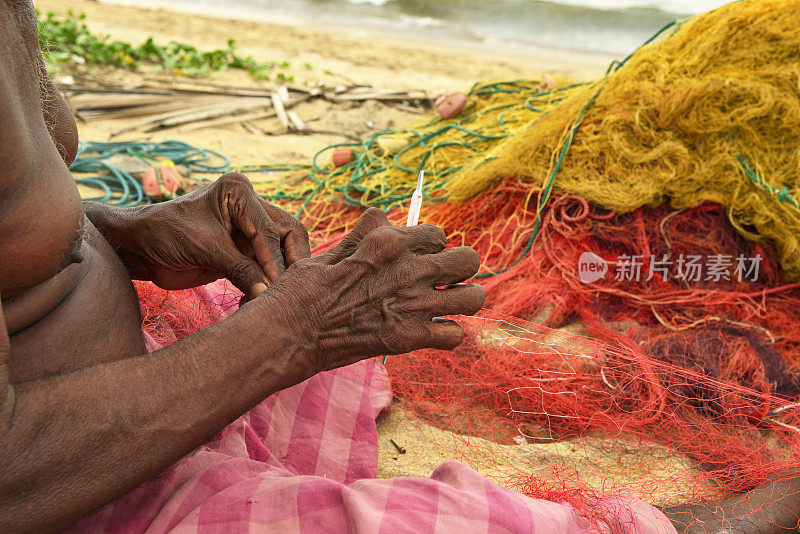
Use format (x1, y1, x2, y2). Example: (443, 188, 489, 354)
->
(259, 0, 800, 279)
(457, 0, 800, 277)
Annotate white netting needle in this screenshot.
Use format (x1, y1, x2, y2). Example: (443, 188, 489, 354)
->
(406, 169, 424, 227)
(383, 170, 425, 365)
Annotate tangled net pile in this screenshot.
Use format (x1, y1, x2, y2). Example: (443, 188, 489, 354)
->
(127, 0, 800, 529)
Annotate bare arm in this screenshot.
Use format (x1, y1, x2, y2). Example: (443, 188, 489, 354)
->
(0, 8, 484, 527)
(0, 289, 311, 531)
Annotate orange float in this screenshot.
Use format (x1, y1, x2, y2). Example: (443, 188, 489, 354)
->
(332, 147, 356, 167)
(142, 162, 182, 199)
(435, 90, 467, 119)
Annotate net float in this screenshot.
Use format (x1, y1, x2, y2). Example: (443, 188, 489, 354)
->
(142, 161, 182, 199)
(435, 90, 467, 119)
(540, 74, 558, 90)
(332, 147, 356, 167)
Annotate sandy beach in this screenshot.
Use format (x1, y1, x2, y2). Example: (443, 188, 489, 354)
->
(38, 0, 613, 167)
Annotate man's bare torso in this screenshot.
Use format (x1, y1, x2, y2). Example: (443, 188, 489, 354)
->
(0, 1, 144, 383)
(5, 222, 146, 382)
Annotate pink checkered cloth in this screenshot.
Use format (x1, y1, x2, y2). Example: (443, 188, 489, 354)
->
(66, 281, 677, 533)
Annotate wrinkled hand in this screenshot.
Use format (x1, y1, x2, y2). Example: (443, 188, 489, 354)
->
(256, 208, 485, 374)
(115, 173, 310, 296)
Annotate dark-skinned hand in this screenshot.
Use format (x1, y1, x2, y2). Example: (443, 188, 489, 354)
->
(250, 208, 486, 376)
(100, 172, 310, 298)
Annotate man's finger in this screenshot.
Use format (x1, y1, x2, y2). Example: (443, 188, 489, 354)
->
(425, 318, 467, 350)
(424, 246, 481, 286)
(262, 201, 311, 265)
(210, 251, 270, 299)
(430, 284, 485, 317)
(399, 223, 447, 255)
(229, 194, 286, 283)
(399, 284, 485, 318)
(324, 208, 391, 264)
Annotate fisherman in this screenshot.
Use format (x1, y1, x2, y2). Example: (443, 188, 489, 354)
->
(0, 1, 795, 533)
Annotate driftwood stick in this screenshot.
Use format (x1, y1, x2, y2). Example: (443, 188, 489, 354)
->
(175, 94, 312, 133)
(62, 79, 431, 134)
(109, 97, 244, 136)
(241, 121, 265, 135)
(146, 98, 272, 130)
(109, 98, 236, 136)
(326, 92, 428, 102)
(79, 97, 230, 122)
(177, 109, 277, 132)
(287, 111, 307, 132)
(66, 92, 196, 110)
(271, 90, 290, 129)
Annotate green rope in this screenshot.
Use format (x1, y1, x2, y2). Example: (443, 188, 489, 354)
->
(738, 155, 800, 212)
(255, 80, 553, 215)
(71, 141, 230, 206)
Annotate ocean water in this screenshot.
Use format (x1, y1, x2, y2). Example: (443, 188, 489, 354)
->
(156, 0, 734, 55)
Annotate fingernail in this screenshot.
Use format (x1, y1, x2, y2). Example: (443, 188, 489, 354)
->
(251, 282, 268, 296)
(437, 283, 468, 290)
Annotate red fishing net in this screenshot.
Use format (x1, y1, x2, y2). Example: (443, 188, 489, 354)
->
(135, 183, 800, 530)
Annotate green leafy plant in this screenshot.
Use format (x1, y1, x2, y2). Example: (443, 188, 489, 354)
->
(37, 10, 286, 80)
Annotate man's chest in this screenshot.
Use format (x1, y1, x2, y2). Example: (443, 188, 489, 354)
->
(5, 221, 146, 382)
